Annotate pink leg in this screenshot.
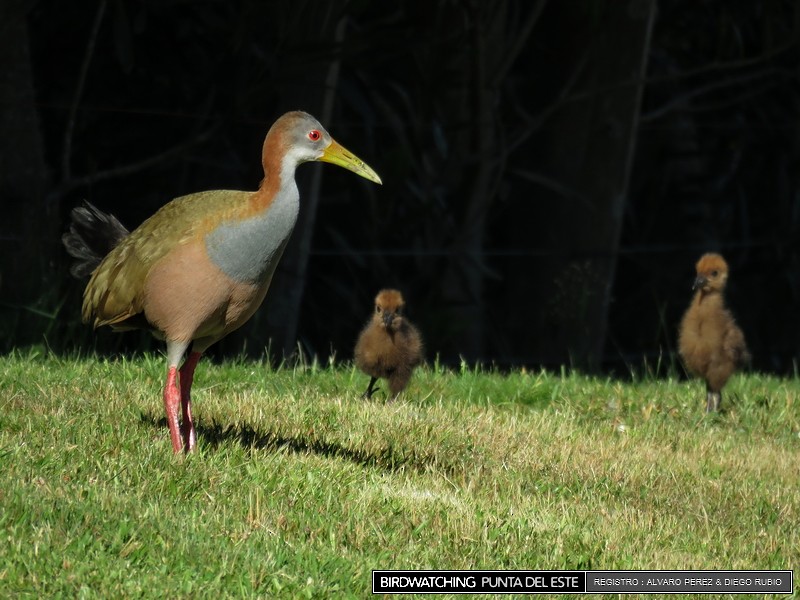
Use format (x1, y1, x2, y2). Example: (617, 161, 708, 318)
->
(179, 351, 202, 453)
(163, 367, 182, 453)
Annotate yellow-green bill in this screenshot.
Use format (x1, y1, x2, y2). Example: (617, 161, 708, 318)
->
(321, 139, 382, 185)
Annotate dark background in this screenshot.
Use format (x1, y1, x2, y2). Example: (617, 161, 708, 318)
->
(1, 0, 798, 374)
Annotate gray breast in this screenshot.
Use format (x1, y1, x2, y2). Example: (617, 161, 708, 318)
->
(204, 187, 299, 283)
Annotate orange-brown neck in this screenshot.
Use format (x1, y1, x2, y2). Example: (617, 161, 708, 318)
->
(251, 128, 288, 213)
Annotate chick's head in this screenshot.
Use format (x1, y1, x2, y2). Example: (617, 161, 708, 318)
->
(693, 253, 729, 293)
(373, 289, 406, 331)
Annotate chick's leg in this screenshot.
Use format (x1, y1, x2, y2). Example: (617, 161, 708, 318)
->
(362, 376, 378, 399)
(705, 383, 721, 412)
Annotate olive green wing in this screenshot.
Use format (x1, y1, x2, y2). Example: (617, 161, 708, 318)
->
(82, 190, 252, 329)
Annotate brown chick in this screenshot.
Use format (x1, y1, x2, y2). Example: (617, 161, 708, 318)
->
(678, 253, 750, 412)
(354, 289, 423, 400)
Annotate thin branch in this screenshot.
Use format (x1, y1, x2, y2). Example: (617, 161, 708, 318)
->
(506, 50, 590, 155)
(492, 0, 548, 87)
(509, 167, 592, 208)
(678, 78, 784, 115)
(509, 56, 795, 130)
(507, 59, 789, 133)
(50, 125, 218, 200)
(648, 38, 798, 84)
(640, 67, 785, 122)
(62, 0, 107, 181)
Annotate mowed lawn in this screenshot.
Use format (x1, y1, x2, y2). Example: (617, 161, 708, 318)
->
(0, 351, 798, 598)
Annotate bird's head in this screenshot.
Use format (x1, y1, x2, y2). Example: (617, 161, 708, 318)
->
(266, 111, 382, 184)
(373, 289, 406, 331)
(693, 253, 729, 293)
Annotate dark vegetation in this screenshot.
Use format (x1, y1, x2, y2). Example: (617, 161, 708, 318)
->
(1, 0, 798, 373)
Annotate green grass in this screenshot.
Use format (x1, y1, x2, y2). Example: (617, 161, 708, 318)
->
(0, 350, 798, 598)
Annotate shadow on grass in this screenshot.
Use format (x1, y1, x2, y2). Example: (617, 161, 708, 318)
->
(139, 412, 438, 474)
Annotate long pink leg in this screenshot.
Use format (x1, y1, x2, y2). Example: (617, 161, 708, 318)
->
(163, 367, 183, 453)
(179, 351, 202, 453)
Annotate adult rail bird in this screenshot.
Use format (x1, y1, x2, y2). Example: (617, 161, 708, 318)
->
(678, 253, 750, 412)
(354, 289, 423, 400)
(63, 111, 381, 453)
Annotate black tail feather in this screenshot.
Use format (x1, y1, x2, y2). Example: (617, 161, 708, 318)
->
(62, 201, 129, 279)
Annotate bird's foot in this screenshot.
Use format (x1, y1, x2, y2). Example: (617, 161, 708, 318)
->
(362, 377, 380, 400)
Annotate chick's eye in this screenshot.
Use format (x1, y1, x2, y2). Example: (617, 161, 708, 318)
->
(711, 270, 719, 277)
(375, 305, 381, 313)
(308, 130, 321, 141)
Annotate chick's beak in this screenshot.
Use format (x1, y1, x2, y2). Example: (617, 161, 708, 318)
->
(692, 276, 707, 291)
(320, 139, 382, 184)
(382, 311, 394, 328)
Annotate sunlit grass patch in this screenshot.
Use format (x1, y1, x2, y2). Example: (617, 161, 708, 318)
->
(0, 350, 797, 597)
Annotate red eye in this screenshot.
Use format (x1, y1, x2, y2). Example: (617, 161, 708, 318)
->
(308, 130, 321, 141)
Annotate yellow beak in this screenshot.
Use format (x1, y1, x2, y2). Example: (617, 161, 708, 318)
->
(320, 139, 382, 185)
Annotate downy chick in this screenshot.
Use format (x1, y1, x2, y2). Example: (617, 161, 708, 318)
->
(354, 289, 423, 400)
(678, 253, 750, 412)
